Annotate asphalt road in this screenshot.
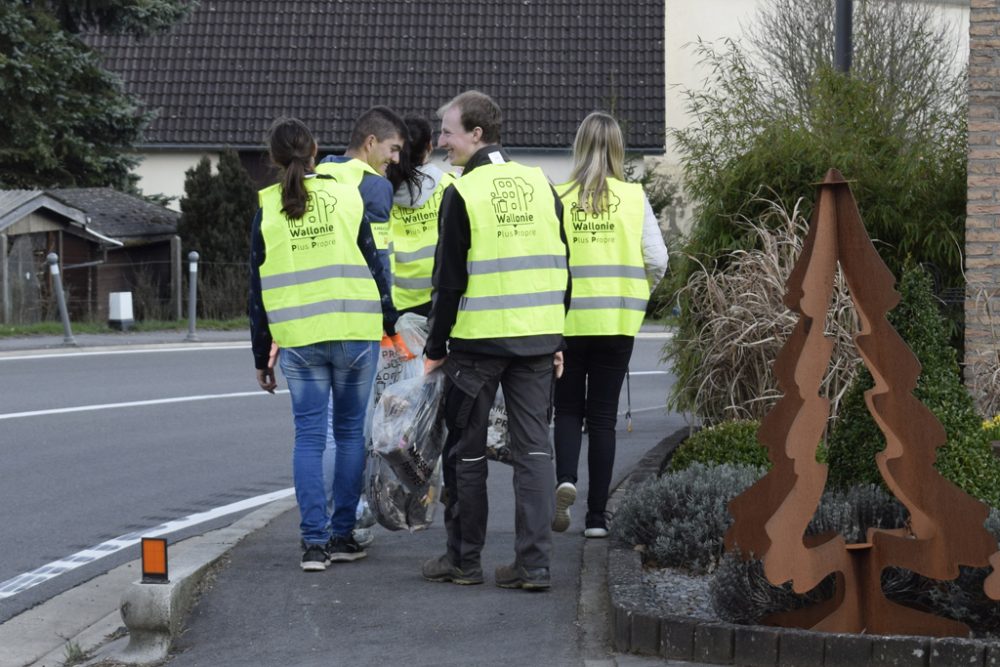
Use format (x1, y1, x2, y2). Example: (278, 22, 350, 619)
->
(0, 343, 293, 623)
(0, 334, 678, 627)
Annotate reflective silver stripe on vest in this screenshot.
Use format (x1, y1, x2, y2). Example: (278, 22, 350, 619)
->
(267, 298, 382, 324)
(570, 296, 648, 312)
(395, 245, 436, 263)
(571, 265, 646, 280)
(261, 264, 373, 290)
(467, 254, 567, 275)
(460, 290, 565, 312)
(394, 276, 433, 290)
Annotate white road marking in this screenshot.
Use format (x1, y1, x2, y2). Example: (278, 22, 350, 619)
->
(0, 390, 289, 421)
(0, 343, 249, 362)
(0, 487, 295, 599)
(627, 370, 668, 376)
(635, 331, 674, 339)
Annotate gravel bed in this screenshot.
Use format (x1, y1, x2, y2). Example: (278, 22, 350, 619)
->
(641, 565, 719, 621)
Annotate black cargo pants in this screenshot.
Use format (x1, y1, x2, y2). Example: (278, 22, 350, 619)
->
(441, 350, 556, 571)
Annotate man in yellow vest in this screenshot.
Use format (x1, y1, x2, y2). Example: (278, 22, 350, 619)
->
(421, 91, 570, 591)
(315, 106, 406, 548)
(317, 105, 407, 282)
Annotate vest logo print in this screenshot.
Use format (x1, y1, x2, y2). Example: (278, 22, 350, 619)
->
(391, 188, 443, 236)
(569, 191, 620, 245)
(288, 191, 339, 251)
(491, 177, 536, 238)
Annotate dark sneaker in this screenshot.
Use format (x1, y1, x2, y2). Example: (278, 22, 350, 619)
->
(421, 554, 484, 585)
(552, 482, 576, 532)
(327, 534, 367, 562)
(301, 543, 330, 572)
(584, 512, 609, 539)
(494, 562, 551, 591)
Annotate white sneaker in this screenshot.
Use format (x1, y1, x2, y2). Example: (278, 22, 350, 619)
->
(552, 482, 576, 532)
(584, 512, 609, 538)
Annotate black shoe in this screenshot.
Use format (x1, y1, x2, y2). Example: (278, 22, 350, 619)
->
(301, 543, 330, 572)
(494, 562, 551, 591)
(584, 512, 609, 539)
(421, 554, 484, 585)
(327, 534, 367, 562)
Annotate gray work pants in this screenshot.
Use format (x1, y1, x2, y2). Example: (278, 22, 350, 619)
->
(441, 351, 556, 570)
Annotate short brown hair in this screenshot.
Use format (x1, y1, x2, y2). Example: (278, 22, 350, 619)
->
(438, 90, 502, 144)
(348, 106, 407, 150)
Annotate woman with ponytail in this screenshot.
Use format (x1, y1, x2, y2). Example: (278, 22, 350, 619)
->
(248, 117, 397, 570)
(386, 115, 454, 316)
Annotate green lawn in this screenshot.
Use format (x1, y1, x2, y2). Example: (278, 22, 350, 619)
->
(0, 318, 247, 338)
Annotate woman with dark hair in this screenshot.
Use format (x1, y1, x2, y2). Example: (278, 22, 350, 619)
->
(249, 117, 397, 570)
(551, 112, 668, 538)
(386, 115, 455, 316)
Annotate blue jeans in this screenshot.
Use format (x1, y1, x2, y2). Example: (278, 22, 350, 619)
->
(322, 395, 370, 521)
(280, 340, 378, 545)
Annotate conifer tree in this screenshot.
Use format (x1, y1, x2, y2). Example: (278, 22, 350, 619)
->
(177, 151, 257, 265)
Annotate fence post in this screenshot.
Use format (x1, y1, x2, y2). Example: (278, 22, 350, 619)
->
(1, 233, 8, 325)
(170, 235, 182, 321)
(47, 253, 77, 346)
(185, 251, 200, 342)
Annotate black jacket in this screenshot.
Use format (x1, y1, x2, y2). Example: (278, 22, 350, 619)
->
(424, 145, 570, 360)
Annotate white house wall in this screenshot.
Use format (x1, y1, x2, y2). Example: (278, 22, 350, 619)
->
(132, 150, 575, 209)
(132, 152, 219, 211)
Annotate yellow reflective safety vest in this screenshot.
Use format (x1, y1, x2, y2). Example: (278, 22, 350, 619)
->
(451, 162, 567, 339)
(556, 177, 648, 336)
(389, 172, 455, 311)
(258, 176, 382, 346)
(315, 158, 391, 251)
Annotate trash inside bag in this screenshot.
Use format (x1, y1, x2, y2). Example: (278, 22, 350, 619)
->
(371, 372, 446, 492)
(364, 315, 427, 438)
(486, 386, 512, 465)
(366, 447, 442, 532)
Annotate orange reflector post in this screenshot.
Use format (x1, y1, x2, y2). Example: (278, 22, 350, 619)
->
(141, 537, 169, 584)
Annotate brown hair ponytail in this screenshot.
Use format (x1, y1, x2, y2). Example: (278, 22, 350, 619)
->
(267, 117, 316, 219)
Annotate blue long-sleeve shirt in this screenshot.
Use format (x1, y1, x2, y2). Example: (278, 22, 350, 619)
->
(247, 176, 397, 369)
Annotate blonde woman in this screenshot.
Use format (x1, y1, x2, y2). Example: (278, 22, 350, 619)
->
(552, 112, 668, 537)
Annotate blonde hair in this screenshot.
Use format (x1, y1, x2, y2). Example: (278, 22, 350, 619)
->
(566, 112, 626, 214)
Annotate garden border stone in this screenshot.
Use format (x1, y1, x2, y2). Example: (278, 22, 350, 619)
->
(606, 425, 1000, 666)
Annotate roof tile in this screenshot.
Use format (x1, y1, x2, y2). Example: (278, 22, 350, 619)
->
(87, 0, 664, 150)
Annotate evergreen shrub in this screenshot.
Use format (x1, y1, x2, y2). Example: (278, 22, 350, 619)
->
(669, 421, 769, 472)
(825, 266, 1000, 507)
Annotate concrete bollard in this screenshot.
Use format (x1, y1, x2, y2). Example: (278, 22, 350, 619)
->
(46, 253, 77, 346)
(184, 251, 199, 342)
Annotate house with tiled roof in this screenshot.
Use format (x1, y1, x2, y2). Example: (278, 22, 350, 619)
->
(85, 0, 666, 206)
(0, 189, 180, 323)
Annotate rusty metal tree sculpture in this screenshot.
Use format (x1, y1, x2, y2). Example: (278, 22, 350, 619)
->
(725, 169, 1000, 637)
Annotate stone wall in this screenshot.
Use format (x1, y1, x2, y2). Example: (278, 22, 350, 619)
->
(966, 0, 1000, 402)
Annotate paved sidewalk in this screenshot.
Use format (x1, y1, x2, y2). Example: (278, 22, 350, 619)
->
(161, 402, 690, 666)
(0, 328, 249, 354)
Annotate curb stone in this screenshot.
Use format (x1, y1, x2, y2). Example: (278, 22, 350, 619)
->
(18, 496, 297, 667)
(109, 495, 297, 665)
(606, 426, 1000, 667)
